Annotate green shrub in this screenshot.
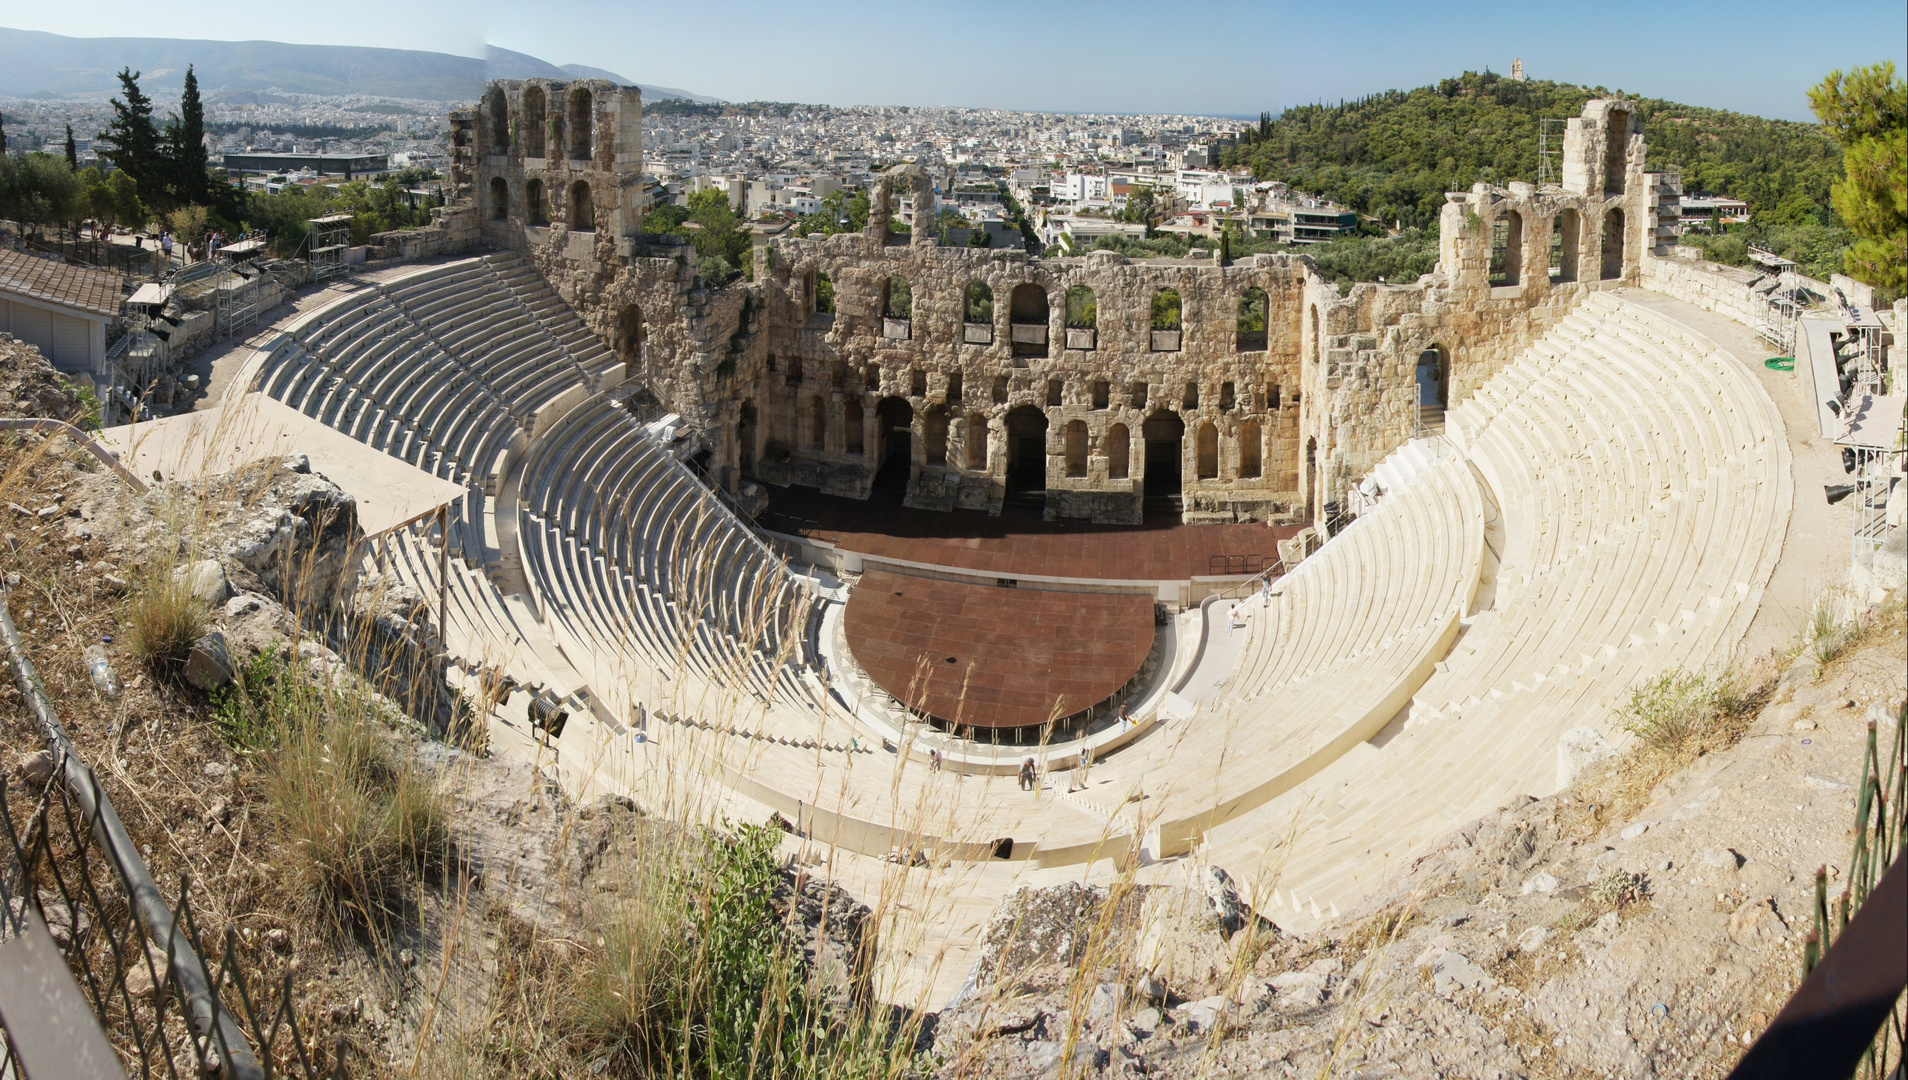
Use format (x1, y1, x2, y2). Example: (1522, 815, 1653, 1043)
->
(1618, 669, 1747, 753)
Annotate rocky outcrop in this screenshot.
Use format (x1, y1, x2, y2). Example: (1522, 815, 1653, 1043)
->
(0, 334, 82, 421)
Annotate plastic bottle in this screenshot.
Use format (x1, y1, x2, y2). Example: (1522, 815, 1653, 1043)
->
(85, 644, 120, 699)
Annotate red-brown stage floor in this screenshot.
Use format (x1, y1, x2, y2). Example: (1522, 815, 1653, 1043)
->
(842, 570, 1156, 729)
(763, 485, 1294, 581)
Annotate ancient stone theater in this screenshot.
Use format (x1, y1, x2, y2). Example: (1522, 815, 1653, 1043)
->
(226, 80, 1817, 997)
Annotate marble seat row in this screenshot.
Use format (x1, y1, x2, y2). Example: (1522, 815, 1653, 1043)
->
(1200, 292, 1789, 927)
(513, 395, 829, 730)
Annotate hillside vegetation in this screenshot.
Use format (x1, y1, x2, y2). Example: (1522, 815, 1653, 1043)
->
(1225, 70, 1854, 281)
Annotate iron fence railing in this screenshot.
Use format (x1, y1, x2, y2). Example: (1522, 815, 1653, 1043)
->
(0, 596, 344, 1079)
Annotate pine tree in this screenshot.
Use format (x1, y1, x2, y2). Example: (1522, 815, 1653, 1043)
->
(100, 68, 167, 212)
(171, 65, 210, 206)
(1809, 61, 1907, 296)
(64, 124, 77, 169)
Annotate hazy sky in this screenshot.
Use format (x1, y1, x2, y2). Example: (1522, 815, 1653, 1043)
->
(5, 0, 1904, 120)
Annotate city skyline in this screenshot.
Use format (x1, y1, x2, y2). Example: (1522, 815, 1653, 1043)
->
(2, 0, 1904, 122)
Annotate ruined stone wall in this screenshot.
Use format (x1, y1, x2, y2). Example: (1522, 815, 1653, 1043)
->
(435, 92, 1678, 533)
(1639, 255, 1767, 328)
(746, 234, 1309, 524)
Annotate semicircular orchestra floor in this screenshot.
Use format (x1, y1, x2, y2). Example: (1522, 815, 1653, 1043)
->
(842, 570, 1156, 730)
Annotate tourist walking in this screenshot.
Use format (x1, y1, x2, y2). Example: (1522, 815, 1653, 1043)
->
(1018, 757, 1036, 791)
(928, 747, 942, 772)
(160, 229, 172, 265)
(1079, 743, 1093, 780)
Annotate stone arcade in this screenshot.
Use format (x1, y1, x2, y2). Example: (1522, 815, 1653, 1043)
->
(450, 87, 1662, 529)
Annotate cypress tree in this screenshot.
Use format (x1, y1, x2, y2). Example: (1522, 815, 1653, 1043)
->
(101, 68, 166, 210)
(172, 65, 210, 206)
(64, 124, 77, 168)
(0, 109, 7, 155)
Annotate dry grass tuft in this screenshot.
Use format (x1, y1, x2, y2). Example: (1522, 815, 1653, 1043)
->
(123, 557, 211, 673)
(257, 653, 449, 930)
(1589, 665, 1769, 820)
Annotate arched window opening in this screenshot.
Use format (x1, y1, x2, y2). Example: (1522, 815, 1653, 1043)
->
(1129, 381, 1148, 410)
(1551, 209, 1580, 283)
(1046, 379, 1063, 407)
(882, 276, 912, 340)
(963, 281, 994, 344)
(882, 276, 913, 319)
(925, 407, 949, 467)
(614, 305, 643, 366)
(1064, 285, 1097, 328)
(525, 178, 548, 226)
(485, 87, 508, 152)
(1064, 285, 1097, 349)
(1220, 381, 1236, 411)
(488, 177, 508, 220)
(992, 375, 1009, 404)
(1107, 423, 1130, 480)
(1090, 379, 1109, 410)
(813, 271, 835, 315)
(569, 181, 594, 231)
(809, 398, 828, 449)
(1195, 422, 1219, 480)
(1238, 421, 1262, 479)
(1604, 111, 1630, 195)
(946, 370, 963, 404)
(911, 368, 927, 397)
(569, 88, 594, 161)
(965, 414, 988, 470)
(1237, 287, 1268, 350)
(1267, 383, 1281, 409)
(1064, 420, 1088, 478)
(1151, 288, 1182, 352)
(1183, 381, 1199, 411)
(864, 364, 880, 391)
(1601, 208, 1626, 280)
(1010, 283, 1049, 358)
(522, 86, 547, 157)
(1490, 209, 1522, 287)
(845, 398, 865, 454)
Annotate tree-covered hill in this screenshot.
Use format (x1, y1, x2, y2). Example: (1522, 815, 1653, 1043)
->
(1225, 71, 1844, 231)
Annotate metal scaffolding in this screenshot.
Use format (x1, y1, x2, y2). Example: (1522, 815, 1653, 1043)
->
(308, 213, 352, 282)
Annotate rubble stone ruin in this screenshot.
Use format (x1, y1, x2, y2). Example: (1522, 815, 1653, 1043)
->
(454, 89, 1656, 528)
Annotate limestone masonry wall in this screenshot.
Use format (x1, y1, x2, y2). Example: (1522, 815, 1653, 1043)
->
(438, 90, 1667, 533)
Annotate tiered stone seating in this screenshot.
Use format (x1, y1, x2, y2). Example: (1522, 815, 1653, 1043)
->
(513, 395, 834, 731)
(1203, 292, 1790, 926)
(241, 254, 622, 693)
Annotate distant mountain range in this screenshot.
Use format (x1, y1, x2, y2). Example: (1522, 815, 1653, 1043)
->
(0, 27, 717, 104)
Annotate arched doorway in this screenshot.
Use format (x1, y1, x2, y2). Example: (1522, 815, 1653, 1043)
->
(872, 397, 913, 503)
(1304, 436, 1319, 523)
(488, 177, 508, 220)
(1417, 346, 1447, 407)
(613, 305, 643, 368)
(1010, 284, 1049, 358)
(1142, 410, 1185, 512)
(737, 401, 757, 475)
(1601, 207, 1626, 280)
(1417, 346, 1447, 435)
(1005, 405, 1049, 501)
